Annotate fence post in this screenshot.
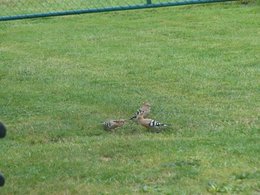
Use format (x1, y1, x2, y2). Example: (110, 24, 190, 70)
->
(146, 0, 152, 4)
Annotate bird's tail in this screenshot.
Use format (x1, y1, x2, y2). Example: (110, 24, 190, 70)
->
(129, 115, 137, 120)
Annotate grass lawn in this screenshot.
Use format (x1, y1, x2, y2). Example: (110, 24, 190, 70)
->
(0, 2, 259, 194)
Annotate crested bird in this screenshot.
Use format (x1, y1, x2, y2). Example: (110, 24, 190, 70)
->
(103, 119, 126, 131)
(136, 111, 167, 129)
(130, 102, 151, 120)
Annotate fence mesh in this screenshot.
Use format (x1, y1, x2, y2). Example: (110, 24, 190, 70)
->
(0, 0, 230, 21)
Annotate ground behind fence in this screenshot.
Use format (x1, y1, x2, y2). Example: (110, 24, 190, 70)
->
(0, 0, 232, 21)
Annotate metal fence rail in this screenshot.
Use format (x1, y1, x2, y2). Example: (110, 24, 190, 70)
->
(0, 0, 232, 21)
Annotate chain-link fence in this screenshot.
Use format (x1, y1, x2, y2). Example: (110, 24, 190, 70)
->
(0, 0, 231, 21)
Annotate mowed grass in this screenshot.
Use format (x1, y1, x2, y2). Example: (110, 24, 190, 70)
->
(0, 2, 260, 194)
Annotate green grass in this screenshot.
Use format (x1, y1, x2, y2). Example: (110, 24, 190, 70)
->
(0, 2, 260, 194)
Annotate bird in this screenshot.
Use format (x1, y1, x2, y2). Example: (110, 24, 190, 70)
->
(136, 111, 167, 129)
(103, 119, 126, 131)
(130, 102, 151, 120)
